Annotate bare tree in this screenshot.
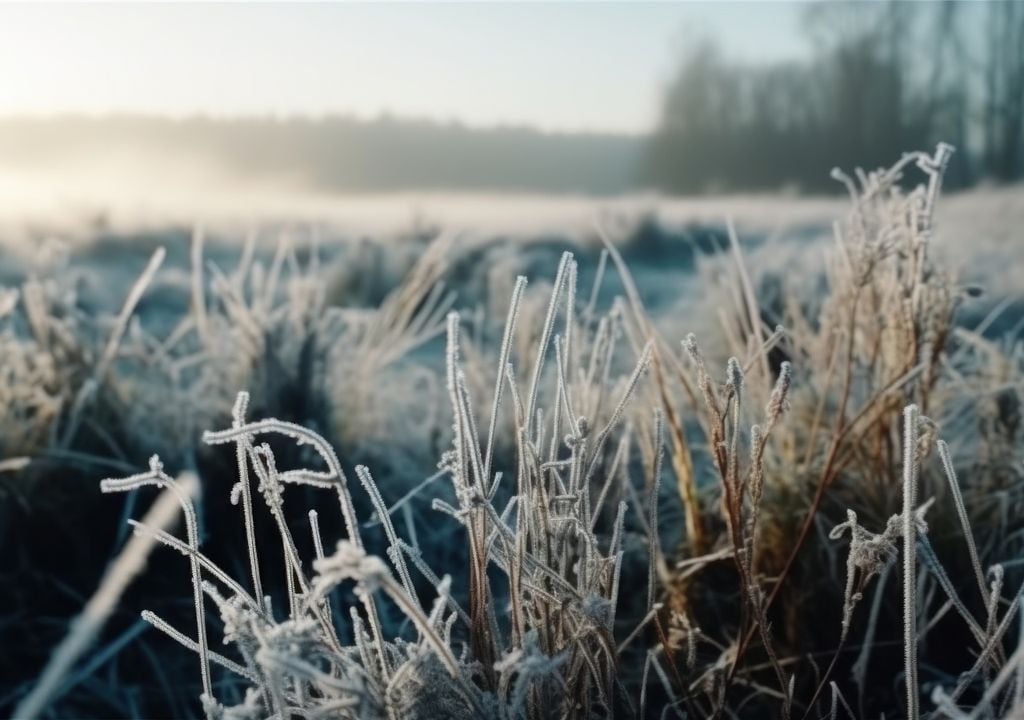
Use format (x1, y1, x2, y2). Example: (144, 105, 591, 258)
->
(982, 1, 1024, 181)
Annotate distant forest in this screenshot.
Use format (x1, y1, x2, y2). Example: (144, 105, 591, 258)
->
(646, 1, 1024, 192)
(1, 3, 1021, 196)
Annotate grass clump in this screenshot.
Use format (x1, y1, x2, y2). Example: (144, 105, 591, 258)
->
(22, 253, 663, 719)
(643, 144, 1024, 717)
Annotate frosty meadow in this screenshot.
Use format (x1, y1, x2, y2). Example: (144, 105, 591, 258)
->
(5, 145, 1024, 719)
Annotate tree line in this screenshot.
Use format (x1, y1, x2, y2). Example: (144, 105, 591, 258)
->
(645, 1, 1024, 193)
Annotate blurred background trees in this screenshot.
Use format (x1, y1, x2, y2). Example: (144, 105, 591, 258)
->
(646, 0, 1024, 192)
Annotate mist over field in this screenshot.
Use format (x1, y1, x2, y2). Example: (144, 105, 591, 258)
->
(0, 115, 645, 197)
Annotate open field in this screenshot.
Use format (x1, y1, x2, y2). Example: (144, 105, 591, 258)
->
(3, 149, 1024, 718)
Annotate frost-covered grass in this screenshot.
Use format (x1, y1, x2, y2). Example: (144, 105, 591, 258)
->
(4, 146, 1024, 718)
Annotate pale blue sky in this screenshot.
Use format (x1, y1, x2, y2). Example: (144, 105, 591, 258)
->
(0, 2, 810, 134)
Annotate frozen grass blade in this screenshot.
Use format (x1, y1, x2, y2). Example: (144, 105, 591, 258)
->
(484, 275, 527, 484)
(903, 404, 921, 720)
(59, 246, 166, 448)
(100, 462, 214, 707)
(525, 251, 571, 438)
(936, 440, 988, 606)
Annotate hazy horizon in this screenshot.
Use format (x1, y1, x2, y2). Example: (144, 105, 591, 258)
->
(0, 1, 1013, 221)
(0, 110, 647, 139)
